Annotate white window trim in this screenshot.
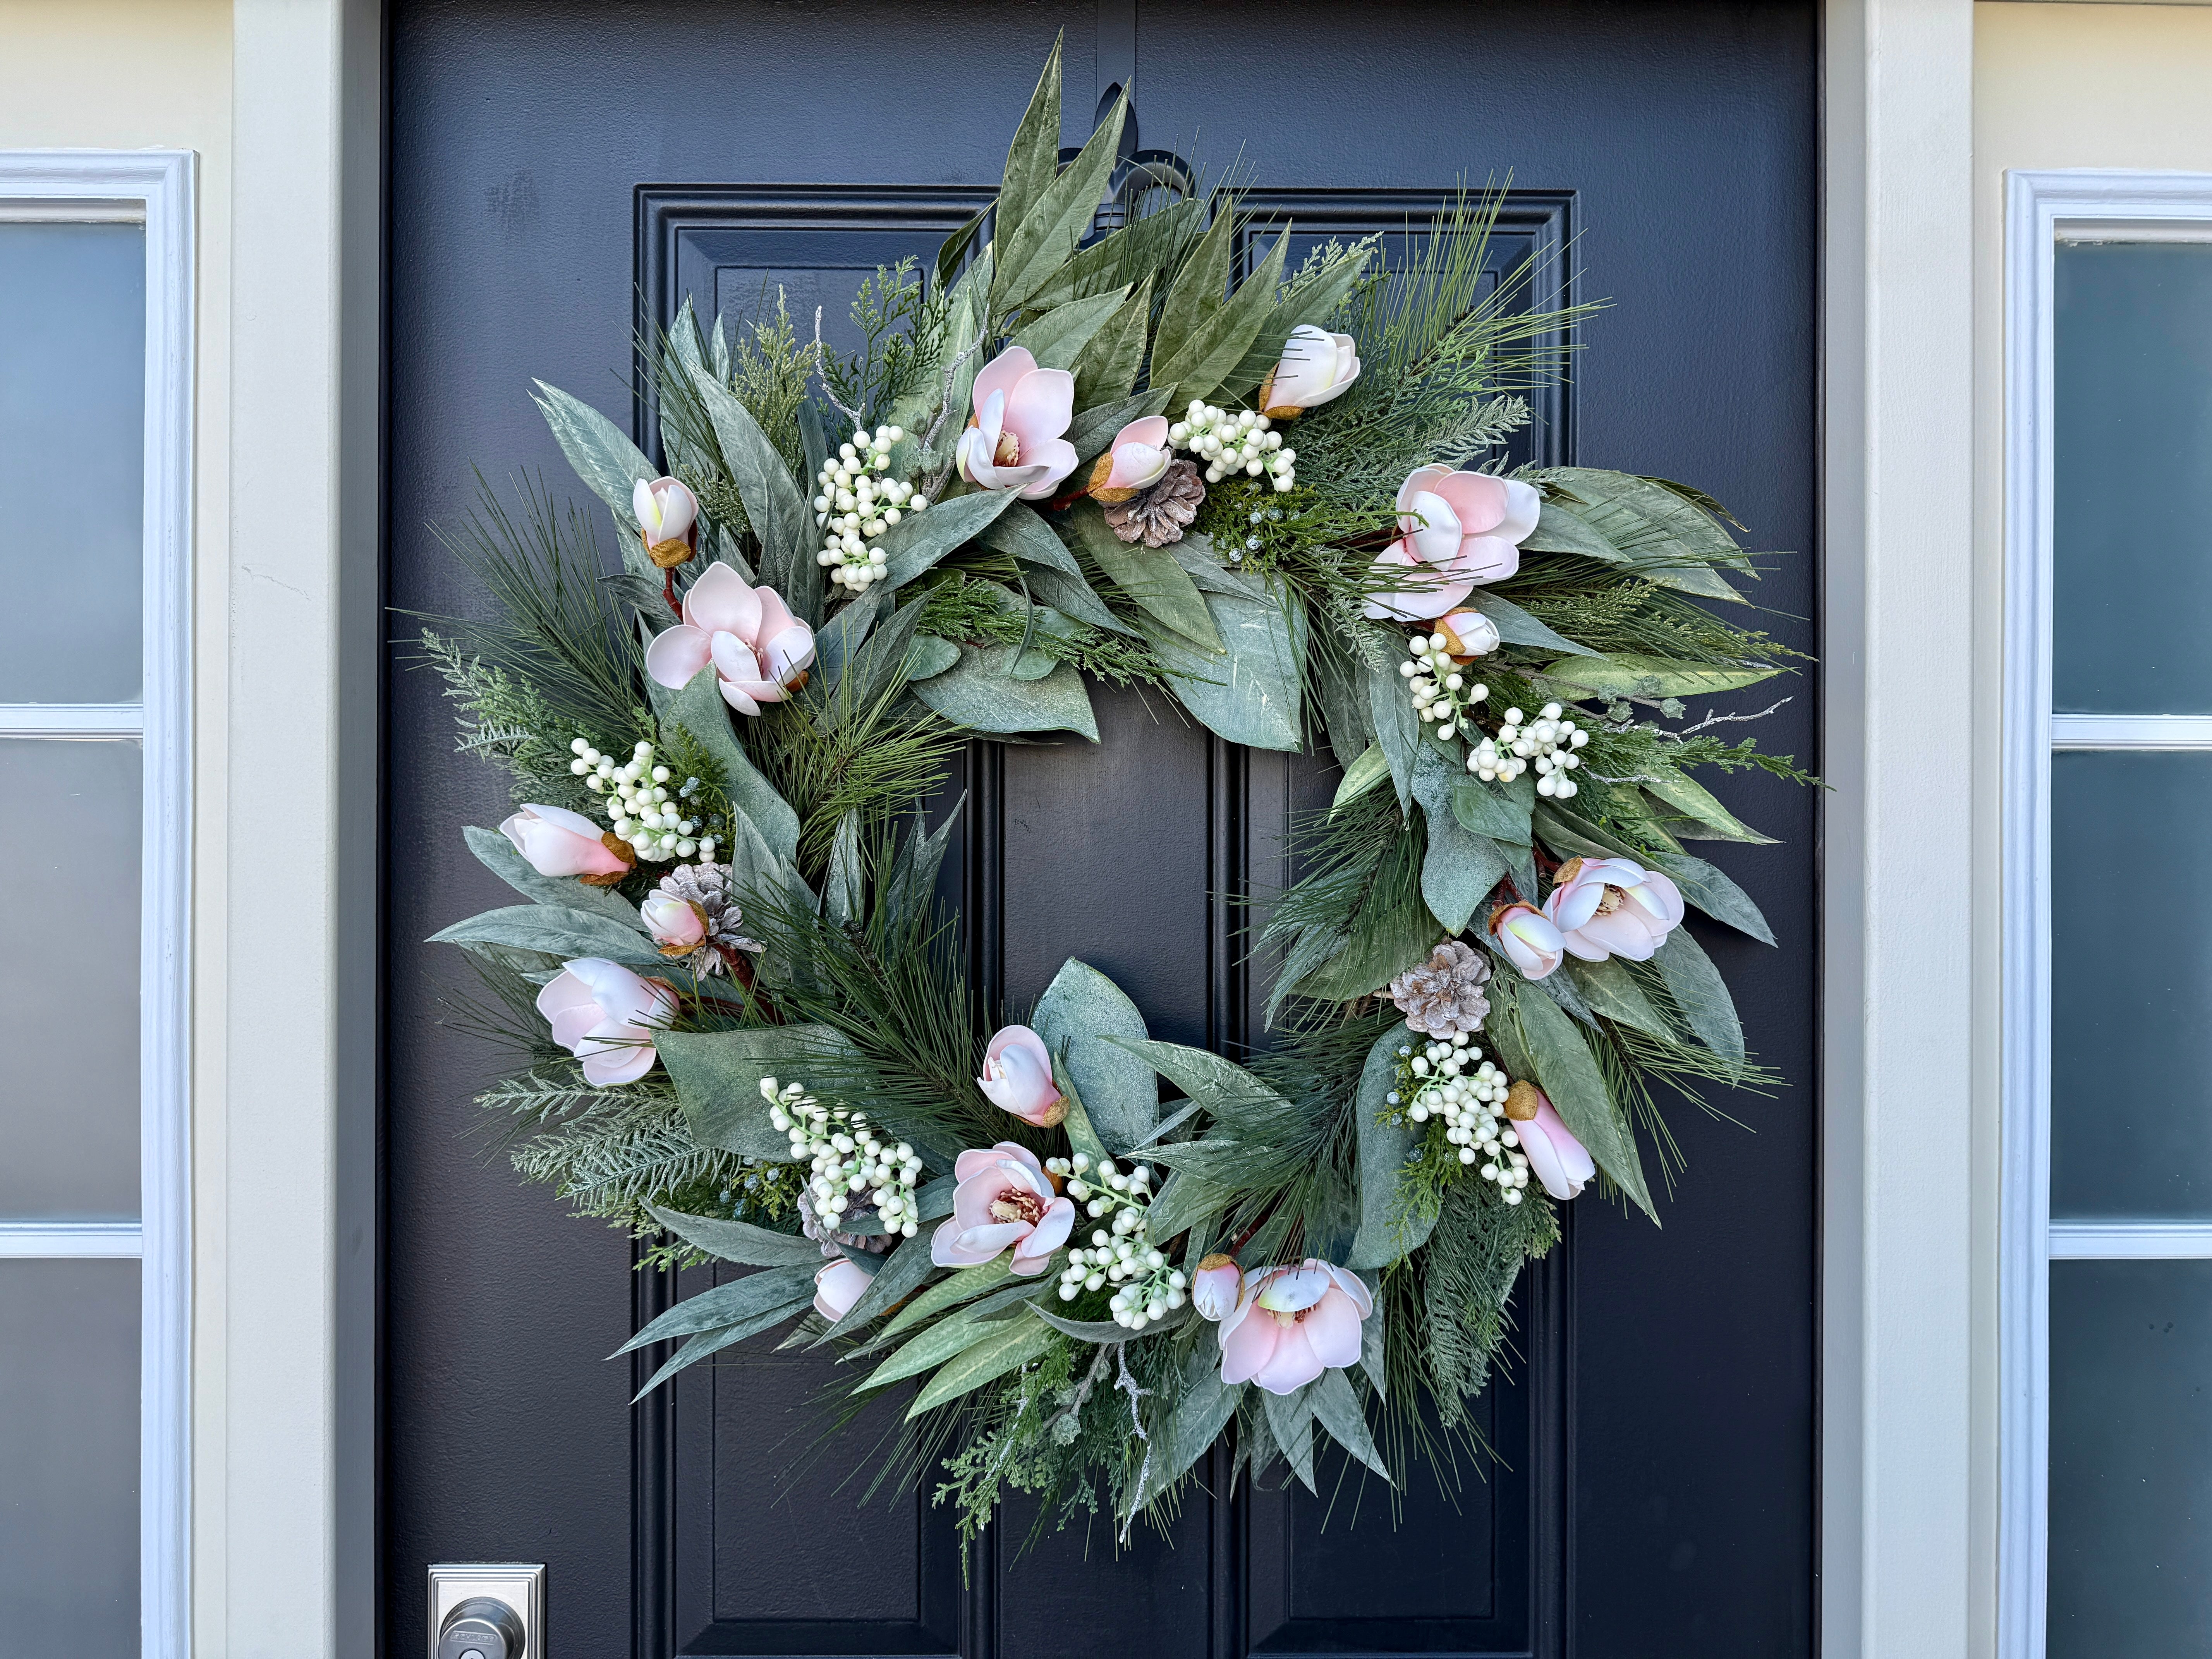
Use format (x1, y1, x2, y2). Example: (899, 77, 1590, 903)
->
(2000, 166, 2212, 1659)
(0, 149, 194, 1659)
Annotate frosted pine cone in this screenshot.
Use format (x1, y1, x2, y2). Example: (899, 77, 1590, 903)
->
(1388, 941, 1492, 1038)
(797, 1190, 896, 1255)
(647, 861, 762, 976)
(1101, 459, 1205, 547)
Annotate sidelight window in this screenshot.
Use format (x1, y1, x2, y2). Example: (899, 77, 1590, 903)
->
(2004, 172, 2212, 1659)
(0, 153, 193, 1659)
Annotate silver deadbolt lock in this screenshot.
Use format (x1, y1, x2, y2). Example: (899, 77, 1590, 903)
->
(428, 1563, 544, 1659)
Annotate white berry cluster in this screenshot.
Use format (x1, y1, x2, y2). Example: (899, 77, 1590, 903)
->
(1044, 1154, 1187, 1328)
(1400, 630, 1491, 742)
(573, 737, 717, 862)
(1388, 1035, 1531, 1205)
(1498, 702, 1589, 799)
(1168, 401, 1297, 491)
(760, 1077, 924, 1238)
(812, 424, 927, 592)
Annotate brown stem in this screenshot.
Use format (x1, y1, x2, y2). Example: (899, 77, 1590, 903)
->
(662, 564, 684, 618)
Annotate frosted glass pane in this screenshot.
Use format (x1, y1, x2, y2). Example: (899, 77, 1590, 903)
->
(0, 221, 144, 704)
(2051, 752, 2212, 1220)
(2053, 242, 2212, 714)
(0, 1259, 139, 1655)
(2051, 1259, 2212, 1658)
(0, 738, 139, 1219)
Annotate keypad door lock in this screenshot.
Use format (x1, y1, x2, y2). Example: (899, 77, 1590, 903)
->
(428, 1563, 544, 1659)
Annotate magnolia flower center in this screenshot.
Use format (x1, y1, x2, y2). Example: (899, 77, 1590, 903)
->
(993, 429, 1022, 467)
(989, 1189, 1047, 1226)
(1594, 885, 1626, 917)
(1267, 1304, 1312, 1329)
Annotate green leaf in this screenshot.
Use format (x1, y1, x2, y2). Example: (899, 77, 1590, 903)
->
(906, 251, 995, 478)
(1462, 588, 1597, 657)
(1538, 654, 1780, 701)
(1645, 848, 1775, 945)
(429, 904, 664, 969)
(978, 500, 1082, 576)
(883, 800, 961, 927)
(1032, 1304, 1188, 1343)
(529, 380, 655, 570)
(1413, 746, 1510, 934)
(1561, 957, 1675, 1040)
(1071, 275, 1155, 409)
(1143, 575, 1306, 752)
(644, 1205, 823, 1268)
(936, 204, 989, 290)
(1331, 742, 1391, 815)
(908, 635, 960, 680)
(907, 1318, 1061, 1424)
(876, 489, 1020, 593)
(661, 1024, 863, 1161)
(1055, 1064, 1112, 1165)
(1012, 288, 1131, 373)
(1022, 564, 1136, 637)
(1515, 987, 1655, 1220)
(993, 36, 1063, 258)
(1654, 927, 1746, 1074)
(1347, 1026, 1434, 1269)
(1546, 466, 1751, 567)
(1064, 503, 1221, 653)
(1152, 200, 1235, 391)
(861, 1309, 998, 1391)
(1110, 1039, 1286, 1116)
(1029, 194, 1206, 310)
(461, 824, 647, 932)
(910, 644, 1100, 740)
(684, 365, 818, 625)
(1131, 1347, 1240, 1511)
(647, 654, 801, 864)
(1517, 498, 1621, 561)
(878, 1258, 1011, 1343)
(1032, 958, 1158, 1154)
(1448, 780, 1534, 847)
(993, 88, 1129, 311)
(630, 1287, 817, 1398)
(1638, 765, 1779, 844)
(1262, 1385, 1317, 1491)
(1154, 230, 1289, 410)
(1168, 533, 1267, 601)
(617, 1264, 818, 1355)
(825, 809, 864, 924)
(1308, 1367, 1391, 1480)
(1367, 661, 1419, 814)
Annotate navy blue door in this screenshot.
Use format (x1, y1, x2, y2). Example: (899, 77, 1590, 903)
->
(385, 4, 1818, 1654)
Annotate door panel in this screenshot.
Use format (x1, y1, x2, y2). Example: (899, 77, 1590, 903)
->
(386, 4, 1817, 1655)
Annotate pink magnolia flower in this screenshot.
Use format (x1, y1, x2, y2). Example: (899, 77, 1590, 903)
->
(1513, 1089, 1597, 1200)
(643, 562, 817, 715)
(536, 958, 678, 1087)
(1259, 323, 1362, 418)
(1542, 856, 1685, 963)
(1218, 1260, 1374, 1396)
(931, 1142, 1076, 1276)
(1086, 414, 1173, 501)
(639, 891, 705, 954)
(1364, 466, 1543, 622)
(632, 475, 699, 567)
(976, 1024, 1065, 1128)
(1190, 1254, 1244, 1322)
(1490, 902, 1565, 979)
(813, 1257, 872, 1322)
(1436, 608, 1501, 659)
(500, 802, 631, 882)
(955, 347, 1079, 499)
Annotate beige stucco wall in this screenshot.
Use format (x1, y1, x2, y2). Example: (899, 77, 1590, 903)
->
(1973, 5, 2212, 1655)
(0, 2, 235, 1650)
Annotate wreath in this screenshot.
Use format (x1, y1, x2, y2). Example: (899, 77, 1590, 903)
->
(426, 39, 1812, 1545)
